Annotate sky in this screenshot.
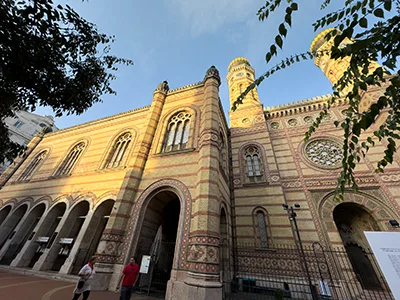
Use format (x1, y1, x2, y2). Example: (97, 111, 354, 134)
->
(36, 0, 345, 129)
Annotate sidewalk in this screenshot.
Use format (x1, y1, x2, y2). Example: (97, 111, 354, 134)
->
(0, 270, 160, 300)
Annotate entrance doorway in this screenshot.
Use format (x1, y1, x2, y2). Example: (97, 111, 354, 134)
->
(135, 191, 180, 297)
(0, 204, 28, 251)
(333, 203, 382, 290)
(0, 203, 45, 265)
(27, 202, 67, 268)
(0, 206, 12, 227)
(51, 201, 89, 271)
(71, 200, 114, 274)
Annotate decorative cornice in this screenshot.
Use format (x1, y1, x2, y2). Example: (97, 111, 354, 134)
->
(167, 81, 204, 94)
(44, 105, 151, 137)
(264, 94, 347, 119)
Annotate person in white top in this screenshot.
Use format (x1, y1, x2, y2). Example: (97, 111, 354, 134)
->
(72, 256, 96, 300)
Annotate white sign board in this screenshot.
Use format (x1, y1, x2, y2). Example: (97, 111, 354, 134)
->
(140, 255, 151, 274)
(365, 231, 400, 300)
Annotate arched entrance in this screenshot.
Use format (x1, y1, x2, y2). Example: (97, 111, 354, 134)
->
(333, 203, 382, 290)
(0, 204, 28, 251)
(0, 203, 46, 265)
(0, 205, 12, 227)
(25, 202, 67, 268)
(71, 199, 114, 274)
(135, 191, 181, 297)
(50, 201, 89, 271)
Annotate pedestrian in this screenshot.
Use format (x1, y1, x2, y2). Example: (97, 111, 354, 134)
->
(72, 256, 97, 300)
(117, 257, 140, 300)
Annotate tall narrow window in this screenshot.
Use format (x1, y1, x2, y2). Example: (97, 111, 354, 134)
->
(162, 112, 191, 152)
(55, 142, 85, 176)
(105, 132, 132, 168)
(257, 211, 268, 248)
(219, 132, 227, 174)
(244, 146, 264, 183)
(18, 150, 47, 181)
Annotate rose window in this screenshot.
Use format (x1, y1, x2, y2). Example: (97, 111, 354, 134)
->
(304, 139, 343, 168)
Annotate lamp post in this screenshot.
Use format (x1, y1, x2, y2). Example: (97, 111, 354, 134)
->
(283, 204, 318, 300)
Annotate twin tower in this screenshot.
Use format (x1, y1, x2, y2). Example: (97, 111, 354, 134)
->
(226, 28, 361, 110)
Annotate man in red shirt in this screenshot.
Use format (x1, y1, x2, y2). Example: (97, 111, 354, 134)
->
(117, 257, 140, 300)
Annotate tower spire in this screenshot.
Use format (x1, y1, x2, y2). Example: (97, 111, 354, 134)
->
(227, 57, 260, 111)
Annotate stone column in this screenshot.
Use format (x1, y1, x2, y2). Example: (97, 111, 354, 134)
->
(59, 210, 94, 274)
(183, 67, 223, 299)
(94, 81, 169, 290)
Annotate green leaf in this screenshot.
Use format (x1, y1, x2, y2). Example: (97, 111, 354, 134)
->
(275, 35, 283, 49)
(279, 23, 287, 37)
(373, 8, 384, 18)
(290, 2, 298, 11)
(384, 0, 392, 11)
(359, 17, 368, 28)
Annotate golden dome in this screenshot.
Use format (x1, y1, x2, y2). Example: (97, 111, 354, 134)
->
(310, 28, 338, 54)
(228, 57, 251, 72)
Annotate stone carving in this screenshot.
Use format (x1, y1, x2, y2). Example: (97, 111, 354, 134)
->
(341, 109, 348, 116)
(304, 116, 313, 124)
(242, 118, 251, 125)
(288, 118, 298, 127)
(323, 113, 331, 120)
(304, 139, 343, 168)
(270, 122, 280, 129)
(154, 80, 169, 93)
(204, 65, 221, 86)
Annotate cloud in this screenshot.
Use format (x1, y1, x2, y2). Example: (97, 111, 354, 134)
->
(168, 0, 259, 36)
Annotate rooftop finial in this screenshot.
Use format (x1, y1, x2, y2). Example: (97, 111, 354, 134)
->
(204, 66, 221, 86)
(154, 80, 169, 94)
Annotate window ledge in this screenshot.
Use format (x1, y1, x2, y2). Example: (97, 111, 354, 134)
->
(243, 181, 268, 187)
(153, 148, 195, 157)
(10, 179, 30, 185)
(96, 166, 127, 173)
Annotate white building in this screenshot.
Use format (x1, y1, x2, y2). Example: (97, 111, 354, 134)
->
(1, 111, 58, 174)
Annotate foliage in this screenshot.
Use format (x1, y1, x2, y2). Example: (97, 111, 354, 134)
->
(232, 0, 400, 200)
(0, 0, 133, 166)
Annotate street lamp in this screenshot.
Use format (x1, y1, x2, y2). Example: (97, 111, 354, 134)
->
(283, 204, 318, 300)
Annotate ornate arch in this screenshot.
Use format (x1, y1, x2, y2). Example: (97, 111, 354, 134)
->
(98, 128, 138, 170)
(95, 191, 118, 207)
(50, 194, 72, 210)
(0, 199, 16, 211)
(71, 193, 96, 210)
(120, 179, 192, 270)
(30, 197, 49, 212)
(318, 190, 398, 245)
(14, 197, 34, 212)
(52, 138, 91, 177)
(252, 206, 272, 246)
(153, 105, 201, 154)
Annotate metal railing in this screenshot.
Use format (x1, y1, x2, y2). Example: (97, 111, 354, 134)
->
(221, 242, 394, 300)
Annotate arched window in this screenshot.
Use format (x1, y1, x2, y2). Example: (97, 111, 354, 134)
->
(244, 146, 264, 183)
(55, 142, 85, 176)
(18, 150, 47, 181)
(219, 132, 227, 174)
(255, 210, 269, 248)
(162, 111, 191, 152)
(105, 132, 132, 168)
